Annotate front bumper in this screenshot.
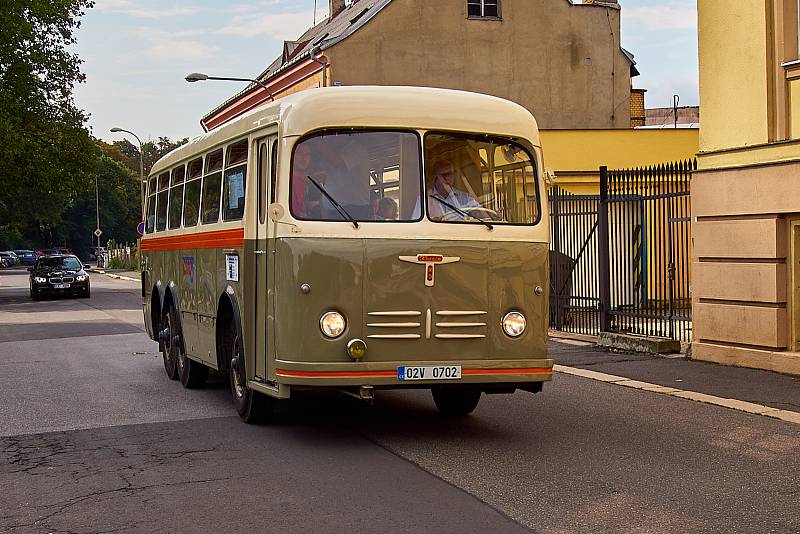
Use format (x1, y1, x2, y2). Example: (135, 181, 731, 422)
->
(272, 358, 553, 387)
(32, 281, 89, 295)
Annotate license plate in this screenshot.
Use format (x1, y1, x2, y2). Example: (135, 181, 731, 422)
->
(53, 283, 70, 289)
(398, 365, 461, 381)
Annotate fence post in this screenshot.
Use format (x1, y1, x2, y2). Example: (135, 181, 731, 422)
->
(550, 187, 562, 330)
(598, 166, 612, 332)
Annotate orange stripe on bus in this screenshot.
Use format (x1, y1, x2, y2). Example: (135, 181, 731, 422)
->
(276, 370, 397, 378)
(462, 368, 552, 376)
(140, 228, 244, 251)
(275, 367, 552, 379)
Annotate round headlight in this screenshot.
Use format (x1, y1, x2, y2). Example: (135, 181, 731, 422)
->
(320, 311, 346, 338)
(502, 311, 526, 337)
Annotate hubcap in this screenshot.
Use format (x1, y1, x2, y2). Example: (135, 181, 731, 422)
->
(163, 314, 173, 362)
(231, 333, 245, 399)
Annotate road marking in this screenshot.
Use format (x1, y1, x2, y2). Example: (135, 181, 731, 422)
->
(551, 338, 593, 347)
(554, 364, 800, 426)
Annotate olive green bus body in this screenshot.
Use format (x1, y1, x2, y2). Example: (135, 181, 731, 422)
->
(142, 86, 552, 403)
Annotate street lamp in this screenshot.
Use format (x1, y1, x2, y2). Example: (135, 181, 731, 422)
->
(110, 127, 145, 221)
(185, 72, 275, 102)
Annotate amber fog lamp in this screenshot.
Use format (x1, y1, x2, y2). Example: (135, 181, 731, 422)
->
(320, 311, 346, 338)
(346, 339, 367, 361)
(502, 311, 527, 337)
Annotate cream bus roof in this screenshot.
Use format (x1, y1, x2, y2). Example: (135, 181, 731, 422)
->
(151, 86, 540, 176)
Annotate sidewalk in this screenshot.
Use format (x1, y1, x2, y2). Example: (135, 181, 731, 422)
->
(550, 338, 800, 423)
(91, 268, 140, 282)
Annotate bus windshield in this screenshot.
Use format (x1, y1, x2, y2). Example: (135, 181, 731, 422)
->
(290, 131, 422, 222)
(423, 133, 540, 225)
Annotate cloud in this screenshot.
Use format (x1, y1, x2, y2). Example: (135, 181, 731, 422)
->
(217, 10, 317, 39)
(93, 0, 203, 19)
(622, 2, 697, 32)
(146, 40, 219, 62)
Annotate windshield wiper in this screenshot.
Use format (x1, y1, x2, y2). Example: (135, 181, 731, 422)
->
(429, 195, 493, 230)
(306, 176, 359, 229)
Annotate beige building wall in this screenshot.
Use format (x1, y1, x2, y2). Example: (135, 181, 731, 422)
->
(326, 0, 632, 129)
(694, 0, 800, 376)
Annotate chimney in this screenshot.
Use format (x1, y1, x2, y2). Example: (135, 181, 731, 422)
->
(329, 0, 347, 20)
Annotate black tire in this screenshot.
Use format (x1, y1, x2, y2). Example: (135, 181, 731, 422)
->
(431, 387, 482, 416)
(177, 339, 208, 389)
(225, 319, 274, 423)
(161, 306, 179, 380)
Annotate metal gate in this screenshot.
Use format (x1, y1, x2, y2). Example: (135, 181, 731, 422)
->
(548, 160, 695, 342)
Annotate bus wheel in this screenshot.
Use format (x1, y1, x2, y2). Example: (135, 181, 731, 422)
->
(160, 306, 179, 380)
(177, 343, 208, 389)
(431, 387, 481, 416)
(226, 320, 274, 423)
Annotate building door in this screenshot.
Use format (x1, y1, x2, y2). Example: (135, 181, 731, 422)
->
(254, 134, 276, 378)
(792, 221, 800, 352)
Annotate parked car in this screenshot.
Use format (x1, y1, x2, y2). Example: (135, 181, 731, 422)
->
(88, 246, 106, 260)
(13, 250, 38, 266)
(0, 251, 19, 266)
(29, 254, 90, 299)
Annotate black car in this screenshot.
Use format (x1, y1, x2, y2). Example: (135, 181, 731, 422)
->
(13, 250, 38, 266)
(29, 255, 90, 299)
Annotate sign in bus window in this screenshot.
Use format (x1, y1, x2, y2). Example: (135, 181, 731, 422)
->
(201, 172, 222, 224)
(290, 131, 421, 222)
(223, 165, 246, 221)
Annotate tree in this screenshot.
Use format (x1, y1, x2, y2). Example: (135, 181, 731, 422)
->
(59, 152, 141, 257)
(0, 0, 97, 244)
(115, 136, 189, 177)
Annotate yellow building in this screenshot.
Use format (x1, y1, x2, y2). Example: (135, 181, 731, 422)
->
(693, 0, 800, 375)
(540, 128, 698, 195)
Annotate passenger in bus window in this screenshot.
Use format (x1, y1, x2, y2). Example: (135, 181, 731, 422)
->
(291, 143, 312, 217)
(377, 197, 398, 220)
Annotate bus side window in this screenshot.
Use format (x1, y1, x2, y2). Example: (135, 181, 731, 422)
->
(155, 172, 170, 232)
(184, 157, 203, 227)
(168, 165, 185, 229)
(201, 149, 223, 224)
(222, 139, 247, 221)
(270, 140, 278, 206)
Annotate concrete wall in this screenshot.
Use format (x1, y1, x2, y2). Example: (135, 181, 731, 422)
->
(327, 0, 632, 129)
(694, 0, 800, 375)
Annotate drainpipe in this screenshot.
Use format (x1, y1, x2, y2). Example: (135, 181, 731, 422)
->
(311, 46, 328, 87)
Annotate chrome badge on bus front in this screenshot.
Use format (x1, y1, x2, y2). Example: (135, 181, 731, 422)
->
(398, 254, 460, 287)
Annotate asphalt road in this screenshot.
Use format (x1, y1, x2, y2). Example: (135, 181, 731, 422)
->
(1, 268, 799, 533)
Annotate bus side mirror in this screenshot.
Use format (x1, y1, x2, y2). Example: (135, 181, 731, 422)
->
(269, 203, 286, 221)
(544, 168, 556, 189)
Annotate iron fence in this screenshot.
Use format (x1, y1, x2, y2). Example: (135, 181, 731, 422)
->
(548, 160, 695, 343)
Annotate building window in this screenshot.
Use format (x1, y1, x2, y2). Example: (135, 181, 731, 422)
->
(467, 0, 500, 19)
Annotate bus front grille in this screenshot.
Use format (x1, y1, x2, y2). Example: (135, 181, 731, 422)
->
(366, 310, 487, 340)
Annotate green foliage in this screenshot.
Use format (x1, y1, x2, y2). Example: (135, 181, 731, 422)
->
(114, 136, 190, 176)
(0, 0, 97, 245)
(59, 152, 141, 258)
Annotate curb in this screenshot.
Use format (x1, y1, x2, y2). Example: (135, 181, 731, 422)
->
(93, 270, 140, 282)
(554, 364, 800, 426)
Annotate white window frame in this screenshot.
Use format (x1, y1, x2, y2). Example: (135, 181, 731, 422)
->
(467, 0, 500, 19)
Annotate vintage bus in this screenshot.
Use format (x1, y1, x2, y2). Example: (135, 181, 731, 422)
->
(141, 86, 552, 422)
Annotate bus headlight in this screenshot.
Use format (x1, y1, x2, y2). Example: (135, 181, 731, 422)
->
(502, 312, 526, 337)
(320, 311, 346, 338)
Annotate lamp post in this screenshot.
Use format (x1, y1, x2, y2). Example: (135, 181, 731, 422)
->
(185, 72, 275, 102)
(110, 127, 145, 221)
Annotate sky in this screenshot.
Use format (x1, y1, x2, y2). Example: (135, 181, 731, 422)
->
(73, 0, 698, 143)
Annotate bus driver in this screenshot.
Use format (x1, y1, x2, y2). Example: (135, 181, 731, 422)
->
(418, 159, 483, 221)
